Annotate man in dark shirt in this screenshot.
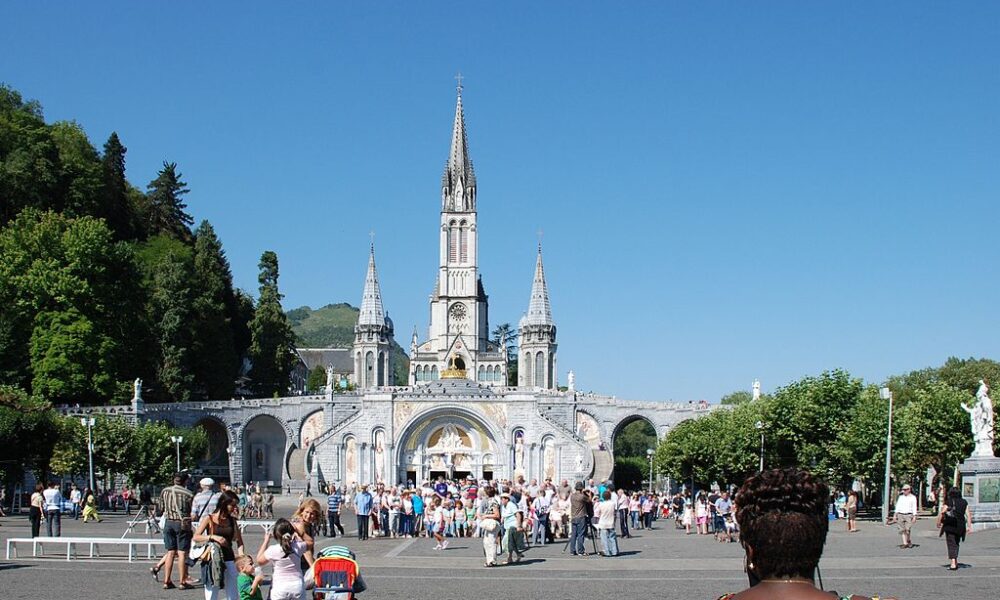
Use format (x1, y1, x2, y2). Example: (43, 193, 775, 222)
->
(569, 482, 591, 556)
(434, 477, 449, 499)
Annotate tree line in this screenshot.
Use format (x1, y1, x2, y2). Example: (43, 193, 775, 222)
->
(0, 85, 297, 408)
(654, 357, 1000, 503)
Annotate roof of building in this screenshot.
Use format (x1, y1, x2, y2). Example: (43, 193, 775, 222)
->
(296, 348, 354, 373)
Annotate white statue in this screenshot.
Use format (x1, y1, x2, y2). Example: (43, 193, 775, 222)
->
(514, 433, 526, 472)
(752, 379, 761, 401)
(133, 378, 143, 400)
(961, 379, 995, 458)
(437, 424, 464, 450)
(325, 365, 334, 393)
(568, 370, 576, 391)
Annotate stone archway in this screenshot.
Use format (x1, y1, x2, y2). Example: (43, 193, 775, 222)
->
(395, 406, 504, 484)
(244, 415, 288, 488)
(611, 415, 657, 457)
(196, 417, 231, 482)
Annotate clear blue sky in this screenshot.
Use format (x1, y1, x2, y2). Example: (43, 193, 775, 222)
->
(3, 2, 998, 402)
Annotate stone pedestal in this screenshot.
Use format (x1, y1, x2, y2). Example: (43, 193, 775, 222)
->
(957, 456, 1000, 531)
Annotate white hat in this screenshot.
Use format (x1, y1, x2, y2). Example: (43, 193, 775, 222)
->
(199, 477, 215, 487)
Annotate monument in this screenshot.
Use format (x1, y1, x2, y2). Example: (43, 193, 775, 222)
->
(957, 379, 1000, 530)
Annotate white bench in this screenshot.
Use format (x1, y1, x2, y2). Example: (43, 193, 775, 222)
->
(238, 519, 274, 533)
(5, 537, 164, 562)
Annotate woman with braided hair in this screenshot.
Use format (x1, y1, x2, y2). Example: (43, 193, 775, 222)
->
(718, 468, 897, 600)
(256, 518, 313, 600)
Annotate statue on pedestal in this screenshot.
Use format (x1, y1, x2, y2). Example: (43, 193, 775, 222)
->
(752, 379, 761, 401)
(133, 378, 143, 400)
(962, 379, 995, 458)
(325, 365, 334, 393)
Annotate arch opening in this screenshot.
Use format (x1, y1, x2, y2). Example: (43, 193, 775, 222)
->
(244, 415, 288, 489)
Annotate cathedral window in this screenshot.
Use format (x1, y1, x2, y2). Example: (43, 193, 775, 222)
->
(535, 351, 545, 388)
(459, 222, 468, 263)
(431, 365, 439, 380)
(448, 226, 458, 263)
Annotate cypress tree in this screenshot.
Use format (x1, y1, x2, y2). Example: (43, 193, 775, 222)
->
(248, 251, 296, 397)
(150, 251, 194, 402)
(100, 132, 135, 239)
(190, 221, 238, 399)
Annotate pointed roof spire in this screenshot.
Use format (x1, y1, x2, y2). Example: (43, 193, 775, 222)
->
(524, 245, 553, 326)
(358, 243, 386, 327)
(442, 74, 476, 194)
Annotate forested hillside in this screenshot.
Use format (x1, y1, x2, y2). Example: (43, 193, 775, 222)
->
(0, 85, 296, 405)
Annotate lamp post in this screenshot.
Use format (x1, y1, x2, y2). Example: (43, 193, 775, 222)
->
(646, 448, 654, 492)
(880, 387, 894, 524)
(81, 417, 96, 491)
(170, 436, 184, 473)
(755, 421, 765, 472)
(226, 445, 236, 485)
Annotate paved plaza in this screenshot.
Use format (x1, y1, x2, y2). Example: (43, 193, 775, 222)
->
(2, 499, 999, 600)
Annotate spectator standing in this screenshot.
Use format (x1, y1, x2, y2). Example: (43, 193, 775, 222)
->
(326, 487, 345, 537)
(354, 485, 373, 540)
(42, 481, 63, 537)
(155, 472, 195, 590)
(28, 483, 44, 538)
(569, 481, 591, 556)
(894, 484, 918, 548)
(845, 490, 859, 532)
(937, 487, 972, 570)
(596, 489, 619, 556)
(69, 483, 82, 520)
(191, 478, 220, 521)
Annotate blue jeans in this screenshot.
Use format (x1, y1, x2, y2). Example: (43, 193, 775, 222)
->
(532, 513, 549, 545)
(45, 510, 61, 537)
(600, 527, 619, 556)
(618, 508, 630, 537)
(570, 518, 587, 555)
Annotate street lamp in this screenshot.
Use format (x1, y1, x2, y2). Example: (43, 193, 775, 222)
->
(171, 436, 184, 473)
(755, 421, 765, 472)
(226, 445, 236, 485)
(646, 448, 654, 492)
(80, 417, 96, 491)
(880, 387, 894, 524)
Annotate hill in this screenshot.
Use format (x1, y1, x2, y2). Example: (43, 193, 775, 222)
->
(287, 303, 409, 384)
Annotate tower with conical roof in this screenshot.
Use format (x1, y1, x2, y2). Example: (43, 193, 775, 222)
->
(353, 243, 394, 388)
(518, 245, 557, 388)
(409, 79, 507, 387)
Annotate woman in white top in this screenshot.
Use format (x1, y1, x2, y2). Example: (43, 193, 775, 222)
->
(256, 518, 312, 600)
(596, 490, 619, 556)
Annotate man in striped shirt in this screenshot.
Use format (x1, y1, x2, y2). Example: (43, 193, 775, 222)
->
(159, 473, 195, 589)
(327, 486, 346, 537)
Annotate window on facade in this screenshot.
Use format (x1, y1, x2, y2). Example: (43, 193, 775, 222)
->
(431, 366, 439, 380)
(459, 226, 468, 263)
(448, 226, 458, 262)
(535, 352, 545, 388)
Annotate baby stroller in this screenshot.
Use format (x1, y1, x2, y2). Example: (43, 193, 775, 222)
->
(312, 546, 363, 600)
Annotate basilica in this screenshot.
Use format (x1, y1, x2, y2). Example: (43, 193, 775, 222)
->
(61, 85, 708, 490)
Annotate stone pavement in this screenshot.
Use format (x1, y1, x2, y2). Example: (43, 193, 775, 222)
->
(1, 503, 998, 600)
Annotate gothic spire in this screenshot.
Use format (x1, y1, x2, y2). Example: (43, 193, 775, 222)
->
(441, 77, 476, 209)
(358, 243, 386, 327)
(524, 245, 553, 326)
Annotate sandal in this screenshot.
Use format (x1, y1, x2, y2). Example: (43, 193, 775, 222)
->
(163, 582, 175, 590)
(177, 583, 194, 590)
(150, 566, 160, 581)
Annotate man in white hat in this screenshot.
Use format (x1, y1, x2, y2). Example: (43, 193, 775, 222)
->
(190, 477, 218, 521)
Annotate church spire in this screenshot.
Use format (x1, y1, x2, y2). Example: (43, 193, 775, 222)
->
(358, 243, 386, 327)
(441, 75, 476, 211)
(524, 245, 553, 326)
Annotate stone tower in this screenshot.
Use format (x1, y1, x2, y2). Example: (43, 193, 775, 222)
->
(409, 82, 506, 386)
(518, 246, 557, 388)
(353, 244, 394, 388)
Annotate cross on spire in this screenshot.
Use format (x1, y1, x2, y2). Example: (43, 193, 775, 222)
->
(455, 72, 464, 96)
(369, 230, 375, 250)
(537, 229, 544, 252)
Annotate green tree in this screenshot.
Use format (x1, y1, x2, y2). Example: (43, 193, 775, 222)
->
(249, 251, 296, 396)
(306, 365, 327, 392)
(895, 382, 972, 483)
(50, 121, 103, 218)
(491, 322, 518, 385)
(144, 161, 192, 240)
(0, 386, 60, 484)
(0, 85, 60, 223)
(190, 221, 238, 399)
(720, 390, 752, 405)
(613, 456, 646, 489)
(99, 132, 136, 239)
(831, 385, 891, 492)
(150, 252, 195, 402)
(0, 210, 142, 403)
(123, 422, 208, 485)
(614, 419, 657, 458)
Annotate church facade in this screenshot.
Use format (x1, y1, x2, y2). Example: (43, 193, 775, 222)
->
(59, 85, 709, 490)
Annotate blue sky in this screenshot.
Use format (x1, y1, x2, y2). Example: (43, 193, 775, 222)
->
(3, 2, 998, 401)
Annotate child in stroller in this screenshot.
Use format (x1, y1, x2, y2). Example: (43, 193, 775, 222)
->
(311, 545, 367, 600)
